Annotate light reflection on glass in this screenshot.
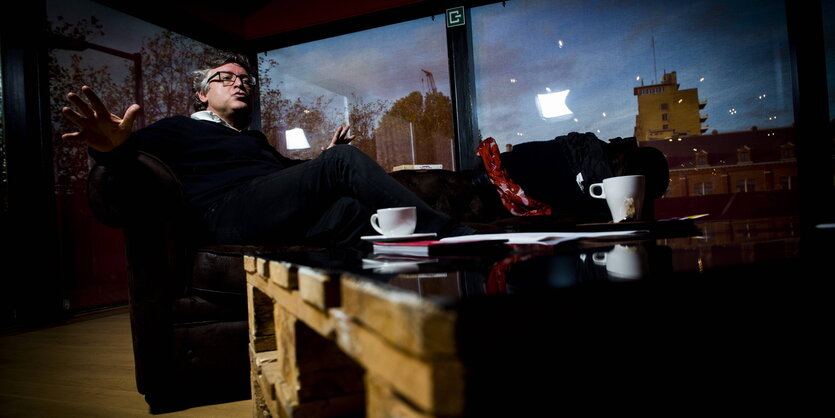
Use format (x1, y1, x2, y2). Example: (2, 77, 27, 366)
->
(285, 128, 311, 150)
(535, 89, 572, 119)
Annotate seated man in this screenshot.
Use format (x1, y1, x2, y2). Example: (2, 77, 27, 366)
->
(62, 53, 474, 246)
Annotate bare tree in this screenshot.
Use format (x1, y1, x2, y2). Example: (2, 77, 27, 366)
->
(48, 16, 132, 191)
(258, 56, 389, 161)
(347, 93, 388, 161)
(257, 57, 336, 160)
(257, 56, 286, 149)
(138, 30, 222, 123)
(48, 21, 228, 190)
(375, 90, 453, 168)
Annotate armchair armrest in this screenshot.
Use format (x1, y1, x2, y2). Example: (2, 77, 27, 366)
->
(86, 151, 184, 228)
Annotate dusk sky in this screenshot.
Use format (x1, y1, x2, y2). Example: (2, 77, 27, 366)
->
(471, 0, 794, 146)
(47, 0, 823, 150)
(266, 0, 797, 149)
(262, 17, 451, 127)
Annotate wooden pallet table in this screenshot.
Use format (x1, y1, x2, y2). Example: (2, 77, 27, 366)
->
(244, 222, 804, 416)
(245, 255, 463, 418)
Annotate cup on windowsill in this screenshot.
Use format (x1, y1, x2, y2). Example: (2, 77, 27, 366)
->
(589, 175, 645, 223)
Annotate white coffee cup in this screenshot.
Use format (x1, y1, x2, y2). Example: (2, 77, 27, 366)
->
(370, 206, 417, 236)
(589, 175, 645, 222)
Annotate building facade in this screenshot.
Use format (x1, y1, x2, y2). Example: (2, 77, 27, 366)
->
(634, 72, 708, 142)
(645, 126, 798, 198)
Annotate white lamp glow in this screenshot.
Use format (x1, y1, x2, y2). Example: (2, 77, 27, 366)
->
(285, 128, 311, 149)
(535, 89, 573, 119)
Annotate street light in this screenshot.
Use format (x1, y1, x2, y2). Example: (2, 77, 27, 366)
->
(47, 33, 145, 128)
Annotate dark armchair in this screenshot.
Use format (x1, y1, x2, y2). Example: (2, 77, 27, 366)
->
(85, 151, 491, 413)
(87, 152, 292, 412)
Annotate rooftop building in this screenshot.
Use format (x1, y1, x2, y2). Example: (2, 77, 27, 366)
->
(634, 72, 708, 142)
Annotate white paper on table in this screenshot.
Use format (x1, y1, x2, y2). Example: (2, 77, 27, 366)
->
(438, 231, 645, 246)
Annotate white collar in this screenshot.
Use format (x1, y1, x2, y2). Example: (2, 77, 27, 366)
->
(190, 110, 245, 131)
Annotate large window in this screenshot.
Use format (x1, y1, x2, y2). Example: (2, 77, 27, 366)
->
(46, 0, 222, 312)
(472, 0, 793, 146)
(259, 16, 454, 171)
(48, 0, 224, 190)
(471, 0, 796, 219)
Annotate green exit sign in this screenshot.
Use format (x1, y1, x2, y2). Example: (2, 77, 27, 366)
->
(446, 6, 465, 28)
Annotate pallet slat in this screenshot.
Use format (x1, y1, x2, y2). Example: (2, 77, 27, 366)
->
(332, 309, 463, 415)
(340, 275, 457, 358)
(298, 266, 341, 311)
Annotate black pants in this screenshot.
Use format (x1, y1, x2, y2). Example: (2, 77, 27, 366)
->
(204, 145, 462, 246)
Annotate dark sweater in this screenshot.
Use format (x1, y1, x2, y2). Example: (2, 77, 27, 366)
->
(91, 115, 300, 212)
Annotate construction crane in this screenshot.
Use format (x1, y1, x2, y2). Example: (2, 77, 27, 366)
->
(421, 69, 437, 94)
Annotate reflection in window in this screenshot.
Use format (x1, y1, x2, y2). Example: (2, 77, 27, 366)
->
(45, 0, 221, 312)
(47, 2, 218, 191)
(470, 0, 795, 220)
(260, 17, 453, 171)
(736, 179, 756, 192)
(694, 182, 713, 196)
(696, 152, 708, 166)
(779, 175, 795, 190)
(779, 143, 795, 160)
(472, 0, 792, 149)
(737, 146, 751, 163)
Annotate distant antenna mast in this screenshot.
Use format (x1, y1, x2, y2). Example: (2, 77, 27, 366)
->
(651, 32, 658, 84)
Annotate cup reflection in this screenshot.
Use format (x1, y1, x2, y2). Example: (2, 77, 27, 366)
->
(593, 244, 649, 280)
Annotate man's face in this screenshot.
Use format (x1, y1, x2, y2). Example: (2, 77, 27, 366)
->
(198, 62, 253, 121)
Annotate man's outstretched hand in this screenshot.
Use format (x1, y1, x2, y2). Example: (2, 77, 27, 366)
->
(322, 125, 356, 151)
(61, 86, 141, 152)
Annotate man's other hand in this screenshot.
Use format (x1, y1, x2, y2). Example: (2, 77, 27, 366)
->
(61, 86, 141, 152)
(322, 125, 356, 151)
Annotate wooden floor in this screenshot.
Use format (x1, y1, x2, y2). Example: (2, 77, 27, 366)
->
(0, 310, 251, 417)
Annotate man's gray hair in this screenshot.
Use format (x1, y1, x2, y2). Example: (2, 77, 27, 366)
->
(192, 52, 254, 111)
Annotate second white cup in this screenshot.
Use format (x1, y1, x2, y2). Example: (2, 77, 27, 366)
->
(370, 206, 417, 236)
(589, 175, 646, 222)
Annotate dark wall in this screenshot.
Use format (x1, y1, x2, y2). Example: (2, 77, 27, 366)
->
(1, 0, 65, 330)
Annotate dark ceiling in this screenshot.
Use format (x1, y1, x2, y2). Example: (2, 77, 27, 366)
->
(92, 0, 473, 52)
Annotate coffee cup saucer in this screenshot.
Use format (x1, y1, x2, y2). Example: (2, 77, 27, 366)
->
(361, 232, 437, 242)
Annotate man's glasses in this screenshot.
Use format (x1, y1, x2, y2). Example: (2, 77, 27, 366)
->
(208, 71, 257, 87)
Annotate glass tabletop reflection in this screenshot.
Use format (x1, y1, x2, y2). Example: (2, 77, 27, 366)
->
(268, 217, 803, 304)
